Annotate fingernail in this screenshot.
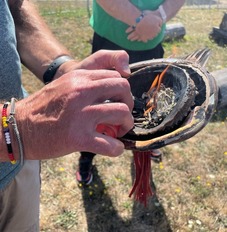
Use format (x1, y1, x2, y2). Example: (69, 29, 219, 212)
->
(123, 65, 131, 75)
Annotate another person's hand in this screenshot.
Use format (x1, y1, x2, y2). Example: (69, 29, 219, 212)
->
(126, 10, 163, 43)
(15, 68, 134, 160)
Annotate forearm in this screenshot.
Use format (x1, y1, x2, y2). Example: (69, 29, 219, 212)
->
(96, 0, 141, 26)
(97, 0, 185, 26)
(162, 0, 185, 22)
(9, 0, 76, 82)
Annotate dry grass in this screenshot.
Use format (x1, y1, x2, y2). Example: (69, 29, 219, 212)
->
(21, 2, 227, 232)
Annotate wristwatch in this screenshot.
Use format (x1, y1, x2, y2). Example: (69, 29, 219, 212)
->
(158, 5, 167, 23)
(43, 55, 73, 84)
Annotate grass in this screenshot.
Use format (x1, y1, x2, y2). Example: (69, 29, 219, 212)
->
(22, 2, 227, 232)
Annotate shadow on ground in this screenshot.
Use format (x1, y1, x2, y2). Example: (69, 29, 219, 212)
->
(79, 162, 172, 232)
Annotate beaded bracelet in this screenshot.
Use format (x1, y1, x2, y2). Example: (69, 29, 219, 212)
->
(7, 98, 24, 166)
(2, 102, 16, 164)
(132, 11, 145, 30)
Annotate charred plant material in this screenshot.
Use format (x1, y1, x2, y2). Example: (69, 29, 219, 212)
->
(121, 48, 218, 151)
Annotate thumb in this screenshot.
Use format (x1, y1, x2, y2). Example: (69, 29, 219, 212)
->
(110, 50, 131, 77)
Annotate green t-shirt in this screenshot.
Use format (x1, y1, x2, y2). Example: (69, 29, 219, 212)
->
(90, 0, 165, 51)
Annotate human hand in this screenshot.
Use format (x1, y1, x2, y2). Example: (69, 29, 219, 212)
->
(16, 68, 134, 160)
(55, 50, 131, 79)
(126, 10, 163, 43)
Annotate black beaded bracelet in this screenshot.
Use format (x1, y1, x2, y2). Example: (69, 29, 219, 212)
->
(43, 55, 73, 84)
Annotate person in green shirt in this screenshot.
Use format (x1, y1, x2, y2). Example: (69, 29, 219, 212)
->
(76, 0, 185, 185)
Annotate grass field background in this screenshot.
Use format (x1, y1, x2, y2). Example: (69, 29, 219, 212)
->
(21, 2, 227, 231)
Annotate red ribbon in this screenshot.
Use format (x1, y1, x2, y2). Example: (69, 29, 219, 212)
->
(129, 151, 154, 207)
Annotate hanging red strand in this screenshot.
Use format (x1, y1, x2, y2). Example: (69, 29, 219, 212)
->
(129, 150, 154, 207)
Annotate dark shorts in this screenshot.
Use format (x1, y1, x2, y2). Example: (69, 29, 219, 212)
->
(91, 32, 164, 64)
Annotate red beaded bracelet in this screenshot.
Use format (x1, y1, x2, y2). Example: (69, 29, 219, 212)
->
(2, 102, 16, 164)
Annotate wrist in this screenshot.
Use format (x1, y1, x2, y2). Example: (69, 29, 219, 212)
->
(158, 5, 167, 23)
(43, 55, 74, 84)
(1, 100, 21, 162)
(131, 11, 145, 30)
(53, 59, 78, 80)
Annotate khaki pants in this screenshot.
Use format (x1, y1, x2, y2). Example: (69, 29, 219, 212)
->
(0, 160, 40, 232)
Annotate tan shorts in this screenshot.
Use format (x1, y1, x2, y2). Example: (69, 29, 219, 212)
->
(0, 160, 41, 232)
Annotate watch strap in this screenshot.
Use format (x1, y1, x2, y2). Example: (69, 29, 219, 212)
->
(43, 55, 73, 84)
(158, 5, 167, 23)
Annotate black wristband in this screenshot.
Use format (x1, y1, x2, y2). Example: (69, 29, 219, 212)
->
(43, 55, 73, 84)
